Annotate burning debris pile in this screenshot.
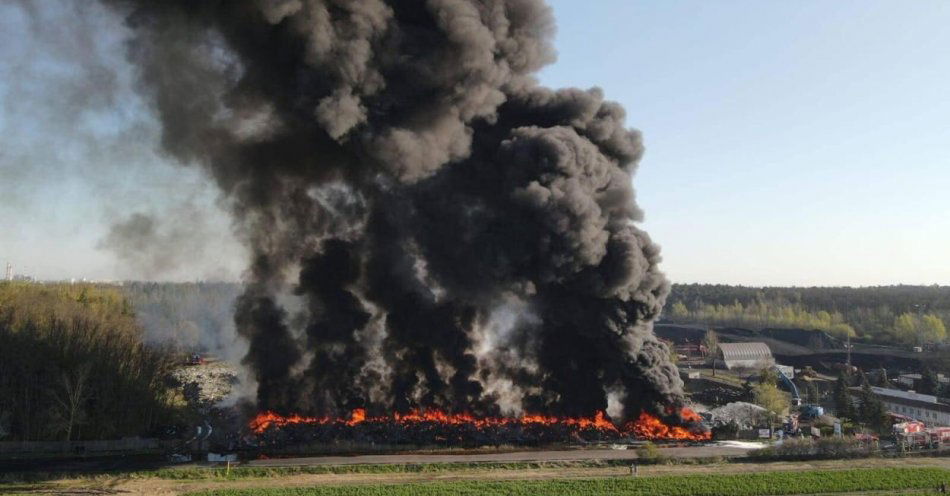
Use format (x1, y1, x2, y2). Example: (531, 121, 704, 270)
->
(247, 408, 710, 446)
(99, 0, 701, 439)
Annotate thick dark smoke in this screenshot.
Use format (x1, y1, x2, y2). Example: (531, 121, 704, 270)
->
(101, 0, 683, 421)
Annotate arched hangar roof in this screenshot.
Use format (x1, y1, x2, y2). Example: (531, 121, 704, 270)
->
(717, 342, 772, 368)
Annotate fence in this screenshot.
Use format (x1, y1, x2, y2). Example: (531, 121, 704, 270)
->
(0, 437, 164, 455)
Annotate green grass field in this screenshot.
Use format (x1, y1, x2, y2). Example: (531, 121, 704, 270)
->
(184, 467, 950, 496)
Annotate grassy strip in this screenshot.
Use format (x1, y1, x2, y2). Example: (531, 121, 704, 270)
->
(150, 460, 629, 479)
(135, 454, 722, 479)
(0, 483, 55, 494)
(1, 459, 641, 483)
(185, 467, 950, 496)
(2, 453, 732, 483)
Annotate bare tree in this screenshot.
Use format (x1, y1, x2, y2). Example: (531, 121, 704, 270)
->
(50, 364, 91, 442)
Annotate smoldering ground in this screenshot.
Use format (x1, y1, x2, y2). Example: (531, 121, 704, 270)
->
(37, 0, 686, 424)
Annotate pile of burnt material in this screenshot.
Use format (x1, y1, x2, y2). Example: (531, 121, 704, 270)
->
(687, 381, 747, 406)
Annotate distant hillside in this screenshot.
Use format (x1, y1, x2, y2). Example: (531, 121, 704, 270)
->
(663, 284, 950, 346)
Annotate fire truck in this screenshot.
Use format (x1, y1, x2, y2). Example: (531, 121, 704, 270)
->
(894, 421, 950, 449)
(929, 427, 950, 444)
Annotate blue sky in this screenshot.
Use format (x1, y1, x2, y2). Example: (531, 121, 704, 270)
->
(1, 1, 948, 285)
(541, 0, 950, 285)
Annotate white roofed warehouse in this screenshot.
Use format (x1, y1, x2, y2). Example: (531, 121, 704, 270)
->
(716, 342, 774, 370)
(850, 386, 950, 426)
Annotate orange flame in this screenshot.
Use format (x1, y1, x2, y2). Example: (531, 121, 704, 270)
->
(249, 406, 709, 441)
(248, 411, 331, 433)
(346, 408, 366, 426)
(626, 408, 711, 441)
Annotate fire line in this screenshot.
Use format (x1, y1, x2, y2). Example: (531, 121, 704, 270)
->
(249, 407, 710, 441)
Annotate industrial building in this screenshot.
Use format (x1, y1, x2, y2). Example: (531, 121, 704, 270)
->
(850, 386, 950, 426)
(896, 373, 950, 389)
(716, 342, 774, 370)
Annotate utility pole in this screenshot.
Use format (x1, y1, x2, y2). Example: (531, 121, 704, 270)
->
(846, 333, 852, 369)
(914, 304, 921, 348)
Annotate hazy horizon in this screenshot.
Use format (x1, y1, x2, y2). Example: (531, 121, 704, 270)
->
(2, 0, 948, 286)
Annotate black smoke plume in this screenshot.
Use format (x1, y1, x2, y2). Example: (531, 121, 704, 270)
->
(102, 0, 683, 421)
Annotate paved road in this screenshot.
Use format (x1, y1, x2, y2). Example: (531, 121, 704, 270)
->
(247, 443, 754, 467)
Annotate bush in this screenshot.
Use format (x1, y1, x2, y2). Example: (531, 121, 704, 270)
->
(636, 441, 670, 464)
(751, 436, 872, 461)
(816, 436, 873, 458)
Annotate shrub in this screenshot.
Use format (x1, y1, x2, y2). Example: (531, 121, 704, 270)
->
(635, 441, 670, 464)
(751, 436, 872, 461)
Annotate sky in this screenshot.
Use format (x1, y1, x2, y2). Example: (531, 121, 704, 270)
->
(0, 0, 245, 282)
(0, 1, 948, 286)
(540, 0, 950, 286)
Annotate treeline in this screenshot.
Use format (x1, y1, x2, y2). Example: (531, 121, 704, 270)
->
(663, 284, 950, 346)
(0, 282, 180, 441)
